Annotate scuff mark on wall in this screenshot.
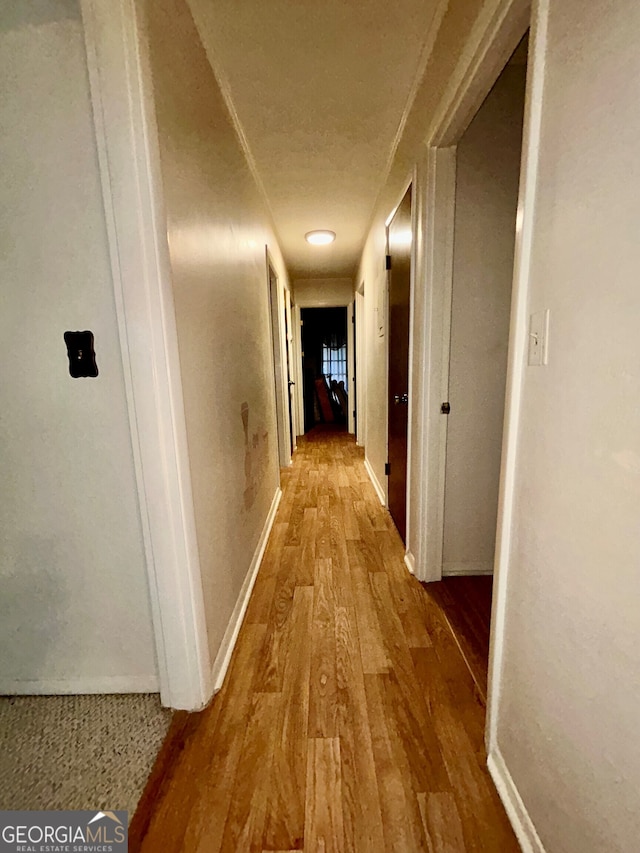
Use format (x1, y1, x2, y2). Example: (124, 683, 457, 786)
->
(241, 402, 269, 510)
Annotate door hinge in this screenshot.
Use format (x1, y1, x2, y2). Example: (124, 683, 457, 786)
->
(385, 462, 391, 476)
(385, 254, 392, 271)
(441, 402, 451, 414)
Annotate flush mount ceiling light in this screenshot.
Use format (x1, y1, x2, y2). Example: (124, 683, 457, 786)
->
(305, 230, 336, 246)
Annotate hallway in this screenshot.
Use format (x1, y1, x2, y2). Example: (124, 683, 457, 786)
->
(133, 430, 517, 852)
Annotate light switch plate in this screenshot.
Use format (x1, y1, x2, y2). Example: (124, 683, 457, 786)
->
(528, 309, 550, 366)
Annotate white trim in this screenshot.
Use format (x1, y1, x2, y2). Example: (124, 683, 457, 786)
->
(487, 0, 549, 753)
(414, 147, 457, 583)
(428, 0, 532, 148)
(404, 167, 419, 552)
(266, 251, 292, 468)
(292, 303, 305, 438)
(347, 300, 355, 435)
(488, 749, 546, 853)
(384, 172, 414, 540)
(442, 562, 493, 576)
(1, 675, 159, 695)
(210, 488, 282, 692)
(404, 550, 416, 576)
(414, 0, 532, 589)
(364, 457, 386, 507)
(284, 287, 298, 450)
(354, 289, 366, 447)
(80, 0, 211, 710)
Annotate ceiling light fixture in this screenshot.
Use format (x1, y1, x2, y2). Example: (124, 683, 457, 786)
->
(305, 230, 336, 246)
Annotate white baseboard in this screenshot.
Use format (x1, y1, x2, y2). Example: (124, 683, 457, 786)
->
(209, 487, 282, 694)
(404, 550, 416, 575)
(364, 457, 386, 506)
(443, 561, 493, 576)
(488, 748, 546, 853)
(0, 675, 159, 695)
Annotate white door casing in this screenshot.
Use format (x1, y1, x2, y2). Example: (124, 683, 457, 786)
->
(80, 0, 212, 710)
(266, 253, 293, 469)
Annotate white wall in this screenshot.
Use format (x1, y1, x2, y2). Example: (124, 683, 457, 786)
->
(495, 1, 640, 849)
(442, 65, 526, 575)
(293, 277, 354, 308)
(0, 0, 158, 691)
(143, 0, 289, 670)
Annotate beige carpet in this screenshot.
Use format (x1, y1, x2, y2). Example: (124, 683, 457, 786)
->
(0, 693, 171, 819)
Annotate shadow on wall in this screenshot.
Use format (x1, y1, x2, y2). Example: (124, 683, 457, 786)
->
(0, 2, 79, 34)
(1, 535, 68, 682)
(241, 402, 269, 510)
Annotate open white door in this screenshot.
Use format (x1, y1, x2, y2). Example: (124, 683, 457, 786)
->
(415, 11, 531, 585)
(418, 148, 457, 582)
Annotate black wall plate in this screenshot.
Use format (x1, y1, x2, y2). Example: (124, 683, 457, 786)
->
(64, 330, 99, 378)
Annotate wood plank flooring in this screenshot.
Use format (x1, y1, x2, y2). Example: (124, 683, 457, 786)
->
(132, 429, 518, 852)
(425, 577, 493, 703)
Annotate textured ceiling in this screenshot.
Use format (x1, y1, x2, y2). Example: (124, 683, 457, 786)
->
(188, 0, 443, 279)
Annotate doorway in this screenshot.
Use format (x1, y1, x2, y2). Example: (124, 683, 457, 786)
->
(282, 291, 295, 452)
(386, 185, 412, 543)
(422, 31, 529, 700)
(355, 287, 366, 448)
(300, 307, 349, 432)
(267, 260, 293, 467)
(442, 38, 528, 578)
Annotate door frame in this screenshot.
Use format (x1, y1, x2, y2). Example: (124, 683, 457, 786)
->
(266, 251, 293, 468)
(284, 287, 298, 451)
(294, 297, 356, 438)
(409, 0, 548, 757)
(382, 171, 418, 559)
(292, 302, 305, 438)
(347, 300, 355, 435)
(354, 285, 366, 448)
(80, 0, 212, 710)
(413, 0, 533, 587)
(384, 182, 416, 547)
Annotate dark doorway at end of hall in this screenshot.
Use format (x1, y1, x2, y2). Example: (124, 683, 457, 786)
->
(301, 307, 349, 433)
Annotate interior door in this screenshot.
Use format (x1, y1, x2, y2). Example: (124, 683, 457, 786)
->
(283, 291, 295, 450)
(387, 186, 412, 542)
(268, 263, 290, 466)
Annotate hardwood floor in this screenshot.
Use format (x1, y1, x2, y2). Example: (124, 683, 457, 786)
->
(132, 429, 518, 852)
(425, 576, 494, 703)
